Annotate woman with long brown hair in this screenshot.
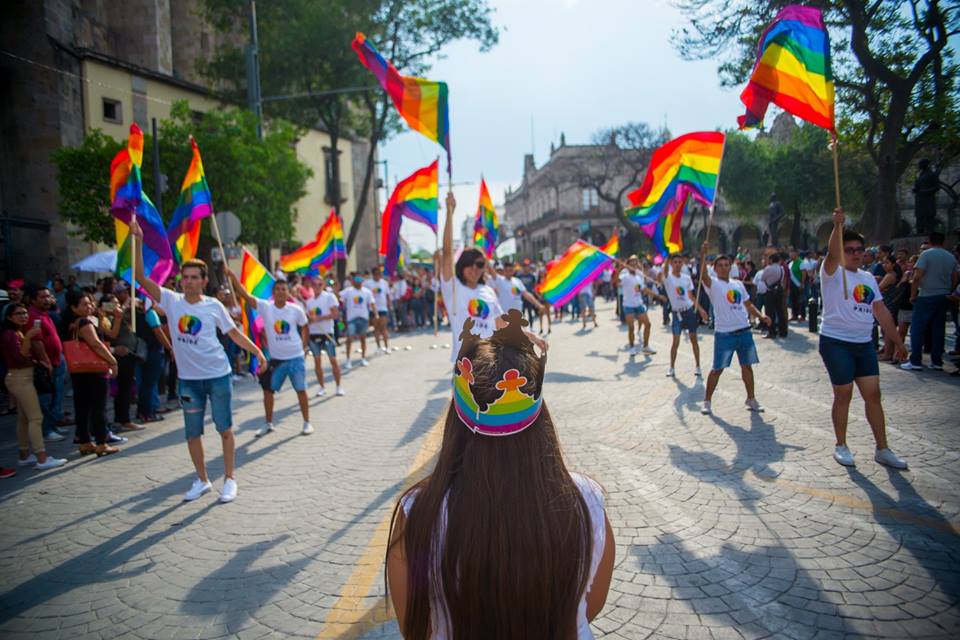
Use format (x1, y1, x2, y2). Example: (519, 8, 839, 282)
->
(386, 310, 615, 639)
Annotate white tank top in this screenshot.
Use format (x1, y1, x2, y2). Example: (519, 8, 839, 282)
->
(400, 472, 607, 639)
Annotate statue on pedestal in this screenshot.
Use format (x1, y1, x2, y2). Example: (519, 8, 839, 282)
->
(913, 159, 939, 235)
(768, 193, 785, 246)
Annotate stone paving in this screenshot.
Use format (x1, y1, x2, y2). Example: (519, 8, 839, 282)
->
(0, 299, 958, 639)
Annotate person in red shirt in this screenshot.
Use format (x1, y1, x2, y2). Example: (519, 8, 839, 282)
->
(24, 284, 65, 442)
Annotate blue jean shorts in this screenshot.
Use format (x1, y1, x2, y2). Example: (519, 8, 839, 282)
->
(270, 357, 306, 392)
(818, 335, 879, 385)
(178, 374, 233, 440)
(348, 317, 369, 337)
(713, 328, 759, 370)
(578, 293, 595, 312)
(377, 310, 389, 318)
(308, 334, 337, 358)
(623, 304, 647, 316)
(671, 307, 699, 336)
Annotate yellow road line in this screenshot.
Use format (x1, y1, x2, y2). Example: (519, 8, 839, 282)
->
(316, 416, 445, 639)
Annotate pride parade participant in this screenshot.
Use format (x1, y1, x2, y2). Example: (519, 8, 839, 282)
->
(305, 277, 343, 397)
(343, 276, 376, 369)
(386, 310, 613, 638)
(131, 220, 266, 503)
(616, 255, 664, 356)
(698, 241, 771, 416)
(660, 253, 708, 378)
(363, 266, 392, 354)
(820, 208, 908, 469)
(228, 272, 312, 438)
(489, 261, 544, 315)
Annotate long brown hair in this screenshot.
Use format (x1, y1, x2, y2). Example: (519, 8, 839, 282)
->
(386, 339, 593, 639)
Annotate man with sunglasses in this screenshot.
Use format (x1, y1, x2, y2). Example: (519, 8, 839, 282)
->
(819, 208, 908, 469)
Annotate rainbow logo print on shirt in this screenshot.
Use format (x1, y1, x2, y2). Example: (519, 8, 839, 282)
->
(274, 320, 290, 335)
(634, 284, 642, 293)
(178, 315, 202, 336)
(726, 289, 743, 305)
(675, 286, 686, 297)
(511, 286, 520, 295)
(852, 284, 875, 304)
(352, 295, 363, 305)
(467, 299, 490, 319)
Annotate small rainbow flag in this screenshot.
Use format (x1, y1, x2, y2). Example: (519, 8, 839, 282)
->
(642, 190, 687, 258)
(380, 161, 439, 275)
(536, 240, 613, 307)
(599, 232, 619, 257)
(109, 123, 174, 286)
(241, 247, 275, 299)
(625, 131, 724, 226)
(473, 178, 498, 259)
(352, 33, 450, 152)
(167, 138, 214, 264)
(280, 210, 347, 274)
(738, 5, 834, 131)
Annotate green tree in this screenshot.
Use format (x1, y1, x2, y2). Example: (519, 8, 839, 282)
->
(673, 0, 959, 241)
(51, 130, 124, 244)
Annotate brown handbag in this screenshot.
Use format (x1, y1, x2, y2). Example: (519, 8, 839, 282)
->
(63, 322, 112, 374)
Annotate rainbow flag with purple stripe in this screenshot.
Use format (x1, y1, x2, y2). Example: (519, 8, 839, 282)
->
(280, 210, 347, 274)
(473, 178, 498, 259)
(738, 5, 834, 131)
(641, 189, 687, 258)
(536, 240, 613, 306)
(109, 123, 174, 286)
(167, 138, 213, 264)
(380, 161, 438, 275)
(239, 248, 273, 373)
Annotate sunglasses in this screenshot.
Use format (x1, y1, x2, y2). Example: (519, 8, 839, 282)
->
(843, 246, 865, 255)
(472, 261, 486, 269)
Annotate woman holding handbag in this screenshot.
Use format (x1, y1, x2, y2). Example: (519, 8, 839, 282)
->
(1, 304, 66, 470)
(62, 292, 120, 457)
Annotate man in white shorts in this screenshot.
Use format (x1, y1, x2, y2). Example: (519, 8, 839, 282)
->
(305, 276, 343, 397)
(364, 266, 392, 353)
(343, 275, 376, 369)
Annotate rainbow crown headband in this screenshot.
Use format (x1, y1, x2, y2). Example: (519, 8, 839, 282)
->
(453, 309, 546, 437)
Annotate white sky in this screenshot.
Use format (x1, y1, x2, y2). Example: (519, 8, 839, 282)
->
(379, 0, 745, 253)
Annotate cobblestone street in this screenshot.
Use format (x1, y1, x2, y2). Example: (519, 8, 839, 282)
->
(1, 299, 958, 639)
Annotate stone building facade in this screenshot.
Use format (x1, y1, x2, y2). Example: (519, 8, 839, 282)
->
(0, 0, 379, 283)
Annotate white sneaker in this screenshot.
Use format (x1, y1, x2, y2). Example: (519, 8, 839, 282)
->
(17, 454, 37, 467)
(316, 388, 326, 397)
(666, 368, 675, 377)
(255, 423, 274, 438)
(701, 401, 712, 415)
(219, 477, 238, 503)
(383, 348, 391, 355)
(302, 422, 314, 435)
(745, 398, 764, 412)
(628, 346, 639, 355)
(900, 362, 924, 371)
(344, 360, 353, 371)
(642, 345, 657, 354)
(694, 367, 702, 378)
(34, 456, 66, 470)
(335, 387, 345, 397)
(875, 448, 908, 470)
(833, 445, 855, 467)
(44, 431, 65, 443)
(361, 358, 369, 367)
(184, 478, 213, 501)
(232, 374, 246, 382)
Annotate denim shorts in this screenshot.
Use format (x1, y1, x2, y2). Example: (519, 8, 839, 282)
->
(578, 293, 595, 312)
(348, 317, 369, 337)
(178, 374, 233, 440)
(377, 310, 389, 318)
(623, 304, 647, 316)
(308, 334, 337, 358)
(818, 335, 879, 385)
(712, 328, 759, 370)
(671, 307, 699, 336)
(270, 357, 306, 392)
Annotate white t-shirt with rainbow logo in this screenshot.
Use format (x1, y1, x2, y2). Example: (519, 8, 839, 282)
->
(819, 264, 880, 343)
(440, 276, 504, 362)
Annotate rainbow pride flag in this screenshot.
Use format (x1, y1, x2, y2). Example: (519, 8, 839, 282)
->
(537, 240, 613, 307)
(738, 5, 834, 131)
(380, 161, 439, 275)
(280, 211, 347, 274)
(352, 33, 450, 152)
(109, 123, 174, 286)
(642, 189, 687, 258)
(473, 178, 498, 259)
(241, 247, 275, 299)
(625, 131, 724, 226)
(167, 138, 213, 264)
(599, 232, 619, 257)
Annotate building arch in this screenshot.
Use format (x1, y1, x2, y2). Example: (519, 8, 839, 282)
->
(732, 224, 763, 251)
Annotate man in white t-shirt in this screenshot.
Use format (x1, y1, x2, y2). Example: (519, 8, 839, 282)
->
(615, 255, 665, 356)
(305, 277, 343, 397)
(660, 253, 709, 378)
(229, 273, 312, 438)
(490, 262, 544, 316)
(343, 275, 376, 369)
(818, 208, 908, 470)
(131, 222, 265, 504)
(390, 276, 408, 331)
(699, 241, 771, 416)
(364, 267, 393, 354)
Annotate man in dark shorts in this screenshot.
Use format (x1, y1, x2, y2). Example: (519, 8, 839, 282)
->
(660, 253, 709, 378)
(819, 208, 908, 469)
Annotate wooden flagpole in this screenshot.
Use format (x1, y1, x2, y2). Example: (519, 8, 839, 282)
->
(830, 132, 848, 300)
(129, 216, 136, 331)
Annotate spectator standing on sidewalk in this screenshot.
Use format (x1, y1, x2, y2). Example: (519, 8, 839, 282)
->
(24, 284, 68, 442)
(901, 232, 959, 371)
(760, 254, 788, 338)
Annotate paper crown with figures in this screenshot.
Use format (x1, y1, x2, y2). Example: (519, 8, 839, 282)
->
(452, 309, 546, 436)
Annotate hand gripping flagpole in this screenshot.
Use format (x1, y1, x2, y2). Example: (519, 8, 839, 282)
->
(694, 133, 728, 307)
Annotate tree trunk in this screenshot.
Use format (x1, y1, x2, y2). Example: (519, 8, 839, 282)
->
(346, 122, 382, 254)
(790, 201, 802, 247)
(862, 159, 901, 242)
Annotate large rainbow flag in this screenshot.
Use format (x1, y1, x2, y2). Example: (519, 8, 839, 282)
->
(109, 123, 174, 286)
(625, 131, 724, 227)
(642, 190, 687, 258)
(167, 137, 213, 264)
(279, 211, 347, 274)
(738, 5, 834, 131)
(239, 248, 273, 374)
(380, 161, 439, 275)
(352, 33, 450, 152)
(537, 240, 613, 307)
(599, 232, 619, 257)
(473, 178, 498, 259)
